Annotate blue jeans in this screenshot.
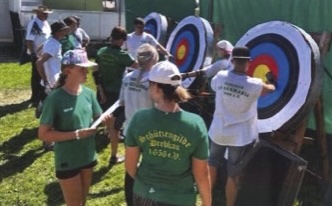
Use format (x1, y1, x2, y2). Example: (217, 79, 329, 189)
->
(208, 140, 256, 177)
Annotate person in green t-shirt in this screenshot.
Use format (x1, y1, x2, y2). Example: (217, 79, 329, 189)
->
(60, 16, 81, 55)
(38, 49, 112, 206)
(93, 26, 138, 165)
(125, 61, 211, 206)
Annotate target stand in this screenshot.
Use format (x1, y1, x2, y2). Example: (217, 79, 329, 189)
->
(236, 21, 329, 181)
(236, 21, 319, 146)
(267, 31, 331, 181)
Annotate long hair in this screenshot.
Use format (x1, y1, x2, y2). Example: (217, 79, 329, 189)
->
(156, 83, 191, 103)
(135, 44, 159, 84)
(54, 64, 74, 88)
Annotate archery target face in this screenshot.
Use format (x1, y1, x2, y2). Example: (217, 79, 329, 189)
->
(236, 21, 320, 133)
(144, 12, 168, 46)
(166, 16, 214, 88)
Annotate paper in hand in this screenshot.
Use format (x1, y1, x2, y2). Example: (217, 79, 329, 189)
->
(90, 100, 120, 128)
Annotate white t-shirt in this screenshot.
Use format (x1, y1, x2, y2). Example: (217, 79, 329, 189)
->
(25, 17, 51, 54)
(42, 37, 62, 87)
(203, 58, 233, 78)
(74, 28, 90, 45)
(208, 70, 263, 146)
(124, 32, 159, 58)
(119, 70, 154, 124)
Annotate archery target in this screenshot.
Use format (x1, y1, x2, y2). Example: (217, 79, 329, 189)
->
(144, 12, 168, 46)
(236, 21, 321, 134)
(166, 16, 214, 88)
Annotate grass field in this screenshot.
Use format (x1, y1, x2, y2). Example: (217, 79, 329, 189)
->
(0, 61, 327, 205)
(0, 62, 127, 206)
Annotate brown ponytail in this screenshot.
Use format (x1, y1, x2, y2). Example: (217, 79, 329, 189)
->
(156, 83, 191, 103)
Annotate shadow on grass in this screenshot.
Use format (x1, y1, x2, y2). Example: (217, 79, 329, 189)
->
(44, 181, 64, 206)
(92, 165, 112, 186)
(0, 128, 43, 181)
(95, 131, 109, 153)
(42, 166, 122, 205)
(89, 187, 123, 199)
(0, 128, 37, 156)
(0, 147, 44, 181)
(0, 100, 31, 118)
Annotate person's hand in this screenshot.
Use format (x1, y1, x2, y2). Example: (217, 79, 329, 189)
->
(45, 83, 52, 95)
(77, 128, 98, 139)
(265, 72, 277, 86)
(30, 53, 38, 62)
(101, 114, 115, 130)
(167, 53, 174, 60)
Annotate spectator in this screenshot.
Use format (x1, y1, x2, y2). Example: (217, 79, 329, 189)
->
(36, 21, 69, 94)
(38, 49, 110, 206)
(72, 16, 90, 48)
(61, 16, 81, 54)
(25, 5, 53, 107)
(125, 61, 211, 206)
(124, 17, 172, 63)
(208, 47, 275, 206)
(181, 40, 234, 79)
(93, 26, 138, 165)
(118, 43, 159, 206)
(36, 21, 69, 150)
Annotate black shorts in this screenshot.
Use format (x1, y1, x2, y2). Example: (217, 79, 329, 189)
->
(56, 160, 97, 179)
(97, 91, 119, 112)
(113, 106, 125, 130)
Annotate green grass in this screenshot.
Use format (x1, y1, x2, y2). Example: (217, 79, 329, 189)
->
(0, 62, 326, 205)
(0, 62, 126, 205)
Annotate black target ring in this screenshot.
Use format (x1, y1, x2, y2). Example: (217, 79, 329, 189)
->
(236, 21, 321, 134)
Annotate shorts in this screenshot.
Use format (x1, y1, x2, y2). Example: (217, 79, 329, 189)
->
(56, 160, 97, 179)
(112, 106, 125, 130)
(208, 140, 256, 177)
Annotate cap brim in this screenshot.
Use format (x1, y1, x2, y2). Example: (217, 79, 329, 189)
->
(76, 61, 98, 67)
(33, 9, 54, 13)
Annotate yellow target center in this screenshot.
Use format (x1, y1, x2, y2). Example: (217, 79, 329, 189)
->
(253, 65, 270, 82)
(177, 45, 186, 60)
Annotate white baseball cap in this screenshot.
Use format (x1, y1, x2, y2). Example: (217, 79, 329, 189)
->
(216, 40, 234, 54)
(148, 61, 182, 86)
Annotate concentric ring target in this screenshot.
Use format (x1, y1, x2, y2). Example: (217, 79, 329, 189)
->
(144, 12, 168, 46)
(166, 16, 214, 88)
(236, 21, 321, 134)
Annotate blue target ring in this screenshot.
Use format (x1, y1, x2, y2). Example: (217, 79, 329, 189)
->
(236, 21, 320, 134)
(166, 15, 214, 89)
(251, 42, 290, 108)
(247, 34, 299, 119)
(169, 26, 199, 73)
(145, 20, 158, 38)
(144, 12, 168, 45)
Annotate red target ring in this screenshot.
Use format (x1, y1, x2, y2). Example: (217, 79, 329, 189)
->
(166, 16, 214, 88)
(236, 21, 321, 134)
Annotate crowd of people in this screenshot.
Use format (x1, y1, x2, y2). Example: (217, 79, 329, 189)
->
(27, 5, 332, 206)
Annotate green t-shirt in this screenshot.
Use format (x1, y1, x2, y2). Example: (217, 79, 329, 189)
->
(60, 34, 76, 55)
(40, 86, 102, 171)
(96, 45, 135, 93)
(125, 108, 209, 206)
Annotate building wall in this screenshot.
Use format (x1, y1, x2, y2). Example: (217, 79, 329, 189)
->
(0, 0, 13, 42)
